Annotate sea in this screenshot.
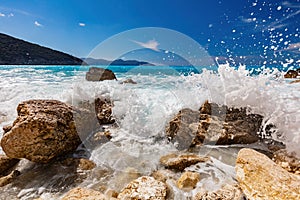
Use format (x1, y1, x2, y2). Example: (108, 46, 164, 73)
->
(0, 64, 299, 199)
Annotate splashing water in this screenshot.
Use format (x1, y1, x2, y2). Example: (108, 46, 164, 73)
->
(0, 64, 299, 199)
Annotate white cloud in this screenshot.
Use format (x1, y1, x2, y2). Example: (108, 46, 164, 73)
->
(132, 39, 160, 51)
(8, 13, 14, 17)
(79, 22, 86, 27)
(0, 12, 5, 17)
(34, 21, 42, 27)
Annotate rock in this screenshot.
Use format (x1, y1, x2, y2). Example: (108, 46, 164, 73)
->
(236, 148, 300, 200)
(1, 100, 97, 163)
(166, 101, 262, 150)
(95, 97, 115, 124)
(120, 78, 137, 84)
(2, 125, 12, 134)
(118, 176, 167, 200)
(0, 155, 20, 176)
(272, 149, 300, 175)
(284, 69, 299, 78)
(62, 187, 106, 200)
(193, 184, 244, 200)
(177, 171, 200, 191)
(290, 79, 300, 84)
(151, 169, 178, 183)
(86, 67, 117, 81)
(160, 153, 209, 171)
(60, 158, 96, 171)
(0, 170, 20, 187)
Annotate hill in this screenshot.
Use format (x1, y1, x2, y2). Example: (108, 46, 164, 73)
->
(83, 58, 154, 66)
(0, 33, 84, 65)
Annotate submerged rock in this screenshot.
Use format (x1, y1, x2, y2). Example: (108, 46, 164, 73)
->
(236, 148, 300, 200)
(0, 155, 20, 176)
(0, 100, 97, 163)
(272, 149, 300, 175)
(290, 79, 300, 84)
(166, 101, 263, 150)
(120, 78, 137, 84)
(60, 158, 96, 171)
(177, 171, 200, 191)
(0, 170, 20, 187)
(193, 184, 244, 200)
(86, 67, 117, 81)
(118, 176, 167, 200)
(160, 153, 209, 171)
(62, 187, 107, 200)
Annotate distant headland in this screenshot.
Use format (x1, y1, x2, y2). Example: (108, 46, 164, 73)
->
(0, 33, 84, 65)
(0, 33, 152, 66)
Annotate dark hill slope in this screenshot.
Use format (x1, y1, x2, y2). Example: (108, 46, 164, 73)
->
(0, 33, 83, 65)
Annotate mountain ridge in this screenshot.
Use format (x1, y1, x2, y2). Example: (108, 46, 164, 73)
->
(0, 33, 84, 65)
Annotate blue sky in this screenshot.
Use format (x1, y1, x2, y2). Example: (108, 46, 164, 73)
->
(0, 0, 299, 65)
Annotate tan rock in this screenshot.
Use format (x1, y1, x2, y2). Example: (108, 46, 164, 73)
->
(61, 158, 96, 171)
(151, 169, 178, 183)
(117, 176, 167, 200)
(62, 187, 106, 200)
(0, 170, 20, 187)
(0, 155, 20, 176)
(0, 100, 98, 163)
(193, 184, 244, 200)
(177, 171, 200, 191)
(160, 153, 209, 171)
(290, 79, 300, 84)
(236, 148, 300, 200)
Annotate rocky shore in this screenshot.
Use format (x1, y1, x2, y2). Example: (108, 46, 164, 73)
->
(0, 68, 299, 199)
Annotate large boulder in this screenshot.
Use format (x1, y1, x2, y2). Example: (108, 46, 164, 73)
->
(85, 67, 117, 81)
(1, 100, 98, 163)
(272, 149, 300, 175)
(236, 148, 300, 200)
(166, 101, 262, 150)
(118, 176, 167, 200)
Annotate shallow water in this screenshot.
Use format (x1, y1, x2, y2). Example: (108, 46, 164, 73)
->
(0, 64, 299, 199)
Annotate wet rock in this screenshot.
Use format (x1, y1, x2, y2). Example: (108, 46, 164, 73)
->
(2, 125, 12, 134)
(160, 153, 209, 171)
(95, 97, 115, 124)
(120, 78, 137, 84)
(193, 184, 244, 200)
(166, 101, 262, 150)
(151, 169, 178, 183)
(0, 155, 20, 176)
(236, 148, 300, 200)
(62, 187, 107, 200)
(118, 176, 167, 200)
(60, 158, 96, 171)
(0, 170, 20, 187)
(1, 100, 97, 163)
(284, 69, 299, 78)
(86, 67, 117, 81)
(177, 171, 200, 191)
(111, 167, 141, 191)
(290, 79, 300, 84)
(272, 149, 300, 175)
